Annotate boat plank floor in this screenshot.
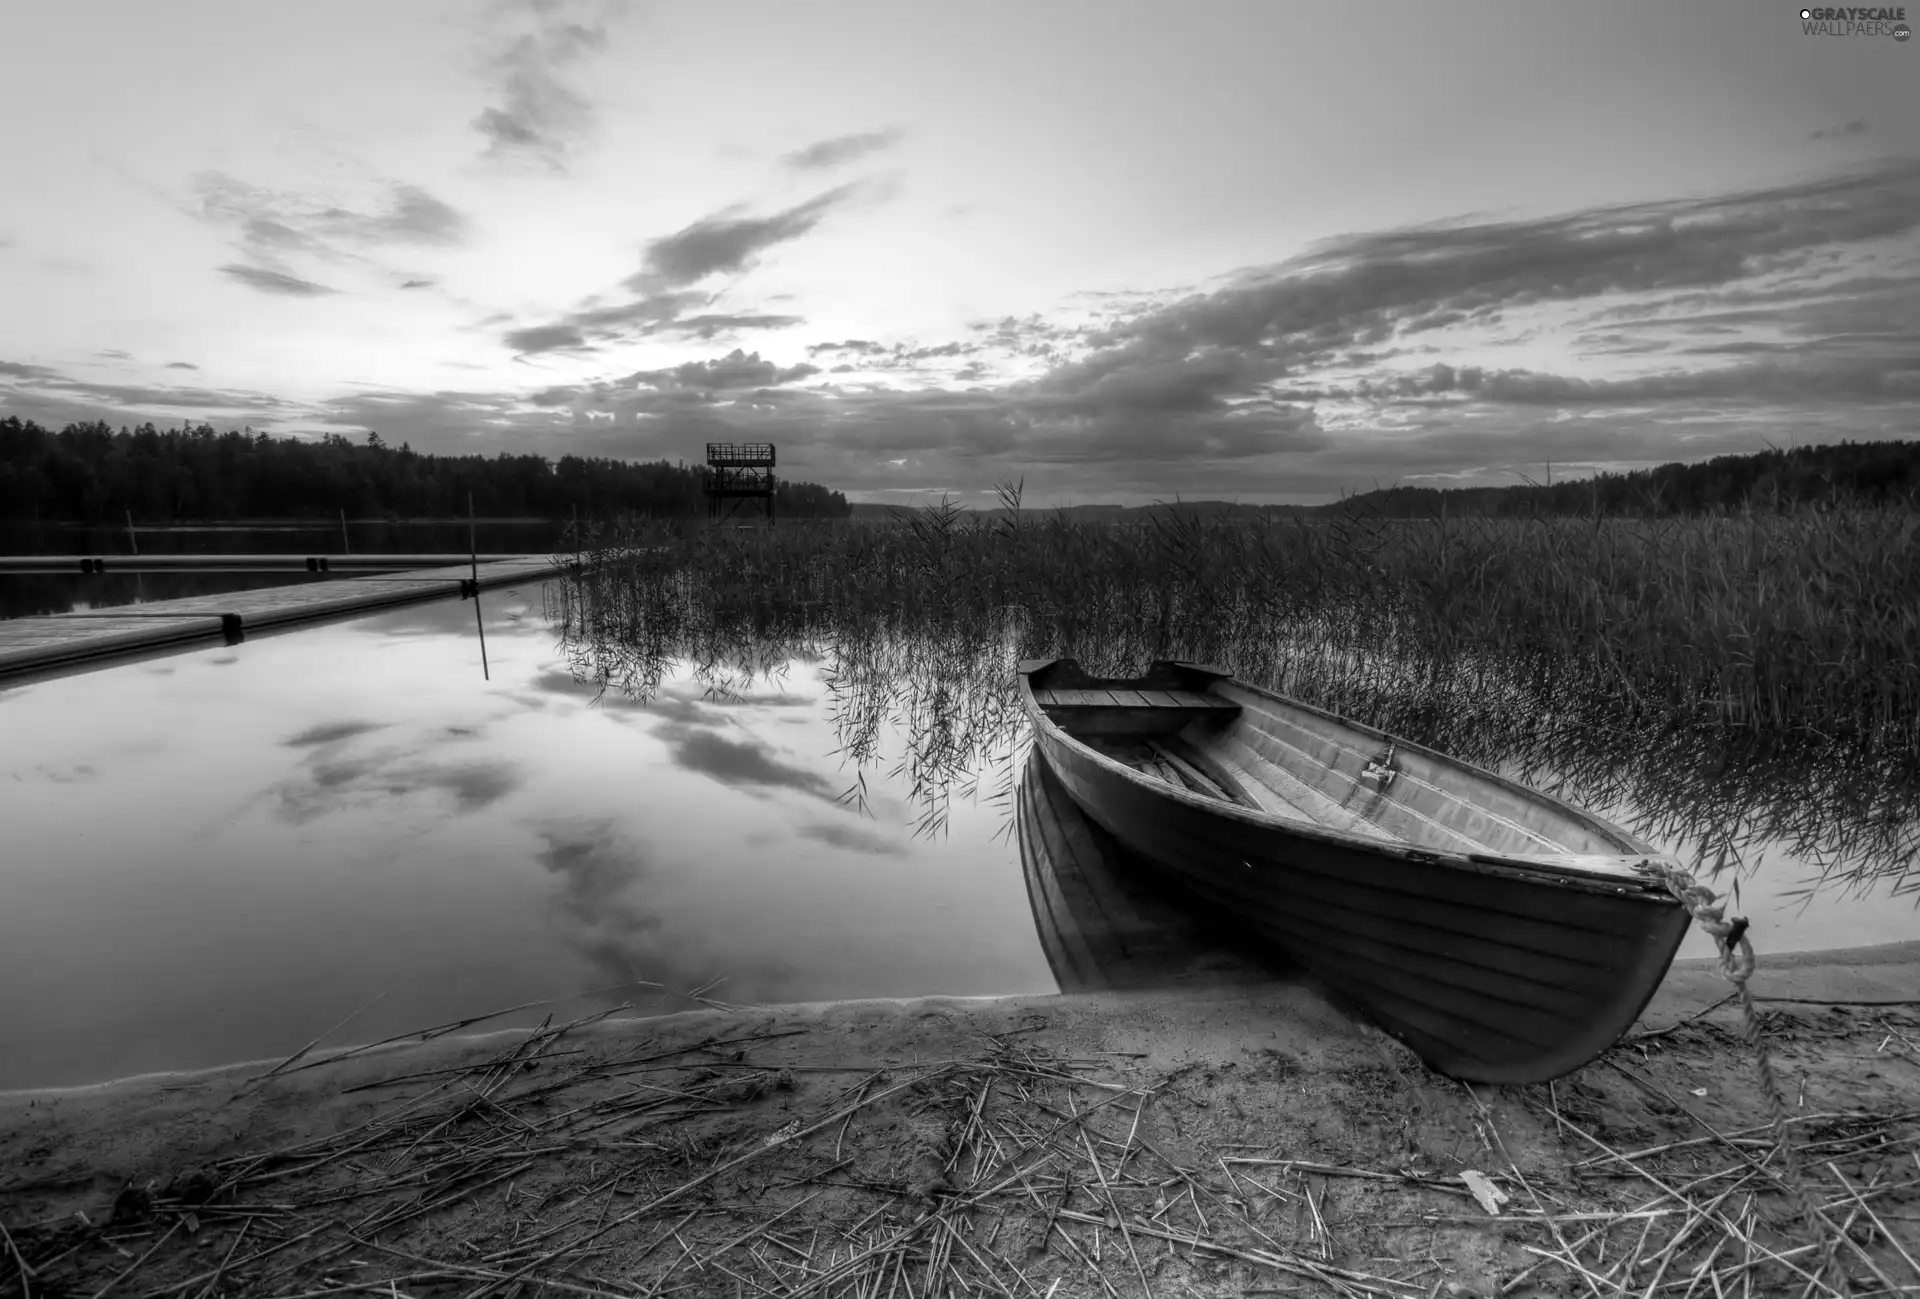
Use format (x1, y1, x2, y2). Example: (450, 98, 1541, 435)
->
(1213, 733, 1405, 843)
(1203, 750, 1328, 829)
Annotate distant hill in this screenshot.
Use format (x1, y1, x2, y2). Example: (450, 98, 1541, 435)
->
(848, 500, 1317, 524)
(1322, 438, 1920, 519)
(848, 439, 1920, 522)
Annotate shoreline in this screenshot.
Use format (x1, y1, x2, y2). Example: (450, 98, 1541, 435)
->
(3, 943, 1917, 1297)
(5, 940, 1917, 1102)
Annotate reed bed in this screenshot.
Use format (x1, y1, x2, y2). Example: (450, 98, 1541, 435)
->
(543, 486, 1920, 897)
(5, 1001, 1915, 1299)
(553, 486, 1920, 757)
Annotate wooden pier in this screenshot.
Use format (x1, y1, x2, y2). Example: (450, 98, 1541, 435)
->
(0, 553, 539, 575)
(0, 555, 562, 685)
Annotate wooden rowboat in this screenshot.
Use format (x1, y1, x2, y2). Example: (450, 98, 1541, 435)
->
(1018, 657, 1691, 1083)
(1016, 747, 1290, 994)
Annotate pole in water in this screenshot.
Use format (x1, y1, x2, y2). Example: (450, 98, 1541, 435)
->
(469, 491, 489, 680)
(125, 507, 138, 556)
(340, 507, 350, 555)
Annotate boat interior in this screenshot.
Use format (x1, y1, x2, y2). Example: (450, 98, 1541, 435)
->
(1027, 662, 1652, 874)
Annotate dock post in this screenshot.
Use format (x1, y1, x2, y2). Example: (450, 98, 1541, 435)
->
(340, 508, 350, 555)
(469, 491, 489, 681)
(125, 508, 138, 556)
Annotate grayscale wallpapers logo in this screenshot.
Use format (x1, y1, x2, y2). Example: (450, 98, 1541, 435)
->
(1800, 6, 1911, 37)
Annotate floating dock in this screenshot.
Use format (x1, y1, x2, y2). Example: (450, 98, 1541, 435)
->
(0, 555, 562, 684)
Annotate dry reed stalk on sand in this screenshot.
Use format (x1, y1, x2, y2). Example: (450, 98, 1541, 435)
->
(4, 1001, 1918, 1299)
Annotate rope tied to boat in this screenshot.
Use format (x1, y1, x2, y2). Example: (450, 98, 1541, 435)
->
(1631, 857, 1817, 1237)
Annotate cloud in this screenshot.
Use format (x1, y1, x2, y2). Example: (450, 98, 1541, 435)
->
(1341, 352, 1920, 407)
(453, 155, 1913, 494)
(780, 129, 903, 172)
(314, 389, 554, 445)
(815, 340, 991, 375)
(182, 169, 468, 307)
(360, 187, 469, 245)
(797, 821, 900, 854)
(1027, 348, 1266, 416)
(473, 0, 625, 171)
(190, 172, 470, 301)
(954, 157, 1920, 471)
(1811, 119, 1870, 141)
(968, 314, 1080, 356)
(218, 264, 339, 297)
(25, 378, 291, 411)
(529, 815, 796, 1000)
(503, 323, 590, 354)
(269, 740, 521, 824)
(16, 159, 1914, 509)
(195, 173, 471, 253)
(0, 360, 63, 380)
(627, 184, 863, 292)
(1, 361, 297, 431)
(651, 721, 841, 802)
(400, 278, 435, 289)
(655, 312, 805, 340)
(532, 820, 664, 981)
(285, 720, 388, 747)
(498, 186, 860, 352)
(165, 361, 200, 371)
(627, 348, 819, 391)
(95, 349, 132, 361)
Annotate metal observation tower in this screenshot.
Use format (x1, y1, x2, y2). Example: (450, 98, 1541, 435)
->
(703, 443, 776, 525)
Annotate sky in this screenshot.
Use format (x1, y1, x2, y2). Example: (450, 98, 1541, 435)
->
(2, 0, 1917, 507)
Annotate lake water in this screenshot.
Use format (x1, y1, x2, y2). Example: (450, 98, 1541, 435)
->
(1, 572, 1914, 1091)
(0, 586, 1061, 1090)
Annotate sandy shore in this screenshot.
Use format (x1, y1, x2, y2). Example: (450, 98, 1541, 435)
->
(3, 943, 1917, 1297)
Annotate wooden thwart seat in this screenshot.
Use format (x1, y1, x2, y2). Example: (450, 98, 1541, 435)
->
(1034, 687, 1240, 713)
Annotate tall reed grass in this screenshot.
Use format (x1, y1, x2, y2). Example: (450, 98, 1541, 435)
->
(557, 484, 1918, 750)
(545, 483, 1920, 895)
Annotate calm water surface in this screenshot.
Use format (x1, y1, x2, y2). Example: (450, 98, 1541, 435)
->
(0, 585, 1051, 1089)
(1, 581, 1913, 1090)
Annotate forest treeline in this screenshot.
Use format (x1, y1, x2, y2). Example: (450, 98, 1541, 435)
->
(1328, 439, 1920, 518)
(0, 417, 852, 522)
(3, 416, 1913, 526)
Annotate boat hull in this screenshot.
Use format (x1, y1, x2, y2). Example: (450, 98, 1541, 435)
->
(1017, 748, 1290, 994)
(1022, 660, 1690, 1083)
